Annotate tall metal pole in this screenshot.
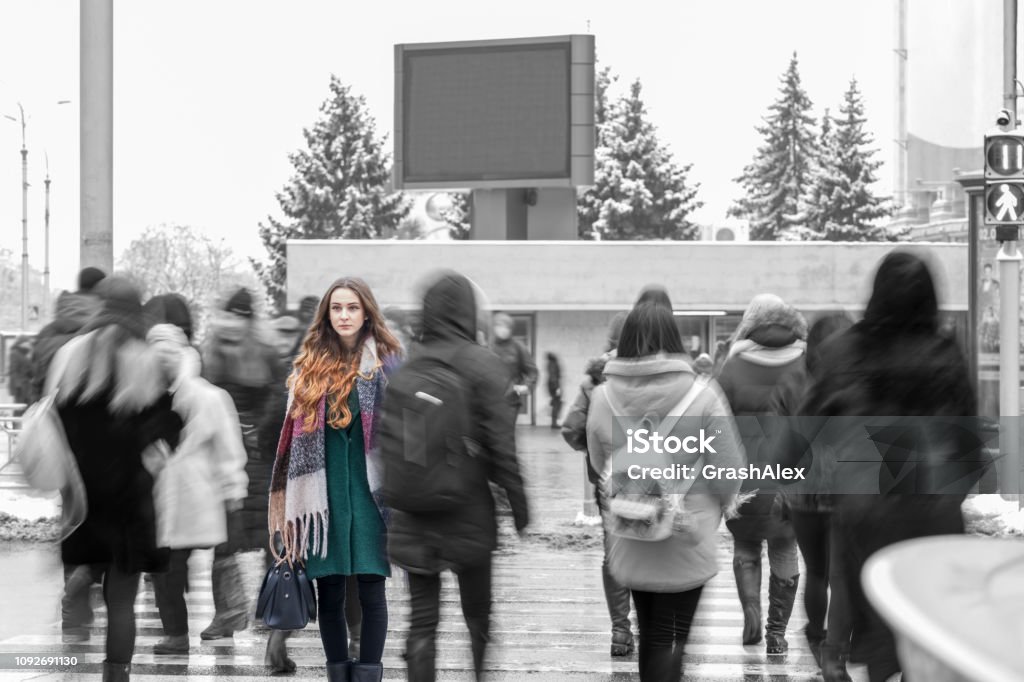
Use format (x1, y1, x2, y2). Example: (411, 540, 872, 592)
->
(894, 0, 908, 211)
(80, 0, 114, 273)
(44, 156, 51, 315)
(17, 104, 28, 331)
(999, 0, 1023, 504)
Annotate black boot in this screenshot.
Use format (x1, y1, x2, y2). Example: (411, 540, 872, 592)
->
(201, 556, 249, 639)
(405, 639, 435, 682)
(350, 662, 383, 682)
(765, 573, 799, 655)
(327, 659, 352, 682)
(602, 561, 633, 656)
(265, 630, 296, 674)
(804, 624, 826, 667)
(820, 643, 853, 682)
(102, 661, 130, 682)
(733, 557, 762, 645)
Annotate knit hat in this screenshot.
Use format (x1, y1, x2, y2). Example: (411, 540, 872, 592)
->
(77, 267, 107, 292)
(224, 288, 253, 318)
(88, 276, 145, 337)
(733, 293, 808, 342)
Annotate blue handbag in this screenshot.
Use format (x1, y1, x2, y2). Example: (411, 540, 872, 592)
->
(255, 558, 317, 630)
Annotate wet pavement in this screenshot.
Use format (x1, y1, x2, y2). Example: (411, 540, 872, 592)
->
(0, 427, 865, 680)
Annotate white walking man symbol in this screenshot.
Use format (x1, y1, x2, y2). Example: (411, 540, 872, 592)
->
(996, 184, 1020, 221)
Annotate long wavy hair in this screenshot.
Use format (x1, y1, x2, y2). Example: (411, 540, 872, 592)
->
(289, 278, 401, 431)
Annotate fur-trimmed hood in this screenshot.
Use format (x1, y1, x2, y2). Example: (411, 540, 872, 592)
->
(733, 294, 807, 344)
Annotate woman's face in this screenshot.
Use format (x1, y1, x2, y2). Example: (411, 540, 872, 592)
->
(329, 287, 365, 349)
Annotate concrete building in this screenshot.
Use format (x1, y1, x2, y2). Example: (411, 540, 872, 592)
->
(287, 240, 968, 425)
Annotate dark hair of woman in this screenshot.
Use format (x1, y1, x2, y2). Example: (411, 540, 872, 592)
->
(617, 302, 685, 359)
(634, 284, 673, 312)
(862, 251, 939, 334)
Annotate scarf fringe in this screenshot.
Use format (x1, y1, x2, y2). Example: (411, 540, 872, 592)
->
(270, 508, 330, 564)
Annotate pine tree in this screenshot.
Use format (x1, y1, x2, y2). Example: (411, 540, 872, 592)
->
(730, 53, 819, 240)
(254, 76, 411, 309)
(808, 78, 893, 241)
(795, 107, 837, 240)
(580, 78, 702, 240)
(577, 66, 618, 239)
(443, 193, 471, 239)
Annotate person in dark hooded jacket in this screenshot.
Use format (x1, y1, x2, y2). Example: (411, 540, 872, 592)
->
(797, 251, 979, 682)
(387, 271, 530, 682)
(28, 267, 106, 404)
(716, 293, 807, 655)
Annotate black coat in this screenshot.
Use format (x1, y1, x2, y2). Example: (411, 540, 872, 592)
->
(58, 332, 182, 574)
(387, 273, 530, 573)
(799, 318, 978, 677)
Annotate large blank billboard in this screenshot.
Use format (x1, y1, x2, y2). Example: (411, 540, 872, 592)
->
(394, 35, 595, 189)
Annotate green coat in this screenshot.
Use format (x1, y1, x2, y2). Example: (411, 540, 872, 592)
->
(306, 390, 390, 580)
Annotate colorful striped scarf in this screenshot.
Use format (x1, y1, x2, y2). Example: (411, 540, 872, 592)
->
(268, 336, 398, 563)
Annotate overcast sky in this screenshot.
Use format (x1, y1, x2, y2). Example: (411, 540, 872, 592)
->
(1, 0, 905, 292)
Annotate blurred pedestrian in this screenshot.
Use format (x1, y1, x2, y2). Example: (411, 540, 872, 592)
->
(560, 310, 632, 656)
(53, 276, 183, 682)
(31, 267, 107, 643)
(200, 288, 285, 641)
(382, 306, 414, 355)
(798, 251, 978, 682)
(586, 302, 743, 681)
(142, 293, 194, 344)
(145, 323, 248, 655)
(767, 313, 854, 674)
(717, 293, 807, 654)
(385, 272, 530, 682)
(269, 315, 302, 358)
(29, 266, 105, 404)
(7, 334, 34, 409)
(489, 312, 537, 420)
(269, 277, 402, 681)
(545, 352, 562, 428)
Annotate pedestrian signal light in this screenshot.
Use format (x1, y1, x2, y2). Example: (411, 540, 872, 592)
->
(984, 129, 1024, 227)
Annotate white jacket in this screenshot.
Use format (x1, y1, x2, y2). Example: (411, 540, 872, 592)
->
(152, 347, 248, 549)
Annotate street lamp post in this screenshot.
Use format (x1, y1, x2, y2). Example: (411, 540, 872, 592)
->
(44, 153, 51, 314)
(4, 99, 71, 327)
(10, 105, 28, 331)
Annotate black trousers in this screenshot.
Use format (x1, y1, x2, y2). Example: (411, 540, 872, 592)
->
(405, 558, 493, 682)
(631, 585, 704, 682)
(315, 574, 387, 664)
(103, 564, 142, 665)
(151, 549, 192, 636)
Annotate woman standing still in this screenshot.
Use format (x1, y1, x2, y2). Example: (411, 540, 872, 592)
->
(269, 278, 402, 682)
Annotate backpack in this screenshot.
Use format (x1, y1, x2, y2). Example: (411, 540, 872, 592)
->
(603, 376, 709, 542)
(378, 345, 484, 513)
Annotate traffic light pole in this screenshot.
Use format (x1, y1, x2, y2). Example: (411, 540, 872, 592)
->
(998, 239, 1022, 503)
(999, 0, 1022, 505)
